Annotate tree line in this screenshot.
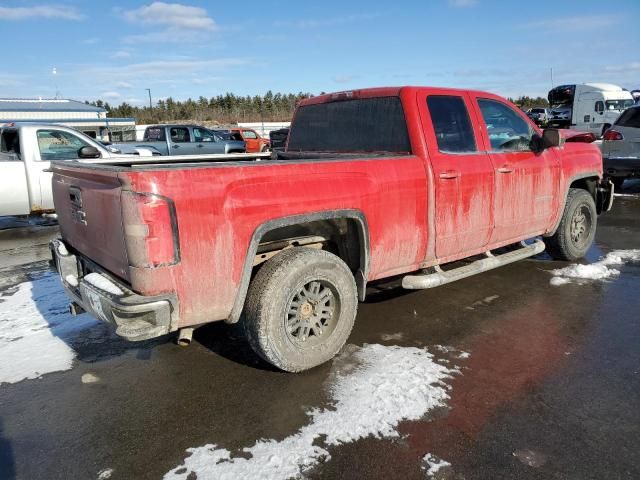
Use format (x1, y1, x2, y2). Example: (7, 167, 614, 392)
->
(88, 91, 312, 124)
(87, 92, 551, 124)
(508, 96, 550, 110)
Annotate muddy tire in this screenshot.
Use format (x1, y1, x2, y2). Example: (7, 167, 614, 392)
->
(546, 188, 597, 261)
(243, 247, 358, 372)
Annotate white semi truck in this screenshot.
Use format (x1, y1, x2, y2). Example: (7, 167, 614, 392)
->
(547, 83, 634, 137)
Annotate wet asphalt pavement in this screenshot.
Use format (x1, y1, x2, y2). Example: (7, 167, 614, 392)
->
(1, 183, 639, 480)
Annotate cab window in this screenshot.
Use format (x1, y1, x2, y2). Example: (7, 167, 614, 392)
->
(427, 95, 476, 153)
(0, 129, 21, 160)
(595, 101, 604, 114)
(193, 127, 216, 142)
(36, 129, 92, 160)
(170, 127, 190, 143)
(242, 130, 258, 139)
(477, 99, 534, 152)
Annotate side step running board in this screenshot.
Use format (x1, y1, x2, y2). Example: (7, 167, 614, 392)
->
(402, 239, 546, 289)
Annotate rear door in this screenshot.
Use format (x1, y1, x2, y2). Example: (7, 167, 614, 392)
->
(471, 96, 560, 243)
(168, 127, 195, 155)
(0, 129, 30, 215)
(419, 91, 495, 259)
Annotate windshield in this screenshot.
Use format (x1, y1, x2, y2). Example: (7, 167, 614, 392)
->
(287, 96, 411, 154)
(531, 108, 545, 113)
(606, 99, 634, 111)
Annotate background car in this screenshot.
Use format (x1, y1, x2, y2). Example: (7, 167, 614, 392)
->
(602, 104, 640, 189)
(230, 128, 270, 153)
(527, 107, 549, 126)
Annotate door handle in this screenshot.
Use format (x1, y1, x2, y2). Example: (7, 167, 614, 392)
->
(197, 144, 204, 148)
(497, 166, 513, 173)
(172, 144, 179, 148)
(439, 170, 460, 179)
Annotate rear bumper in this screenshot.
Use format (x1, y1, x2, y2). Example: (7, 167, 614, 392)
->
(603, 156, 640, 177)
(49, 239, 177, 341)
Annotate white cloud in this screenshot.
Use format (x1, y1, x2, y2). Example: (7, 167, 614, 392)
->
(101, 91, 122, 100)
(122, 2, 216, 31)
(0, 5, 85, 21)
(115, 81, 133, 89)
(605, 62, 640, 73)
(111, 50, 132, 59)
(522, 15, 620, 31)
(275, 13, 381, 29)
(448, 0, 477, 6)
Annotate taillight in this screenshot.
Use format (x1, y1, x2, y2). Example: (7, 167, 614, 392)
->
(121, 191, 179, 268)
(603, 129, 624, 141)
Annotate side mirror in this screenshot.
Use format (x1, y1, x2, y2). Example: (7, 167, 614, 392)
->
(78, 146, 101, 159)
(542, 128, 562, 148)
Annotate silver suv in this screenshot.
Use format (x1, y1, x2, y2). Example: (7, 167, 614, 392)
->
(602, 104, 640, 189)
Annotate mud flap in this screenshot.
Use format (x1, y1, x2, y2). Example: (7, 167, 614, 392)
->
(597, 179, 614, 213)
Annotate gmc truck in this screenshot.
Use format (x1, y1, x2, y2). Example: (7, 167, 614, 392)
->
(49, 87, 613, 372)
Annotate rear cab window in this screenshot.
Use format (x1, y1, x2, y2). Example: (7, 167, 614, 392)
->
(426, 95, 477, 153)
(144, 127, 166, 141)
(287, 96, 412, 154)
(170, 127, 190, 143)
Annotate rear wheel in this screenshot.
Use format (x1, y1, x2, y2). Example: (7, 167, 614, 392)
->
(546, 188, 597, 261)
(243, 247, 358, 372)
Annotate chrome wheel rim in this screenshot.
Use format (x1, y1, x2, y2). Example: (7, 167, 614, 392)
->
(284, 280, 339, 347)
(570, 204, 592, 248)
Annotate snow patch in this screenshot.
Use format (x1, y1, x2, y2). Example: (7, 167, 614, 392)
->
(97, 468, 114, 479)
(550, 249, 640, 285)
(380, 332, 404, 341)
(0, 273, 98, 385)
(84, 273, 124, 296)
(421, 453, 451, 477)
(82, 372, 100, 384)
(165, 344, 457, 480)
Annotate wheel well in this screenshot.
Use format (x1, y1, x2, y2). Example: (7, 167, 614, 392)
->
(227, 211, 370, 324)
(569, 177, 597, 200)
(257, 217, 365, 277)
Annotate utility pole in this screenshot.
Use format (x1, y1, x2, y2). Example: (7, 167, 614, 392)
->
(145, 88, 152, 109)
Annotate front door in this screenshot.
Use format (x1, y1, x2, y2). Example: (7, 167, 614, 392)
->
(471, 96, 560, 243)
(241, 129, 260, 152)
(420, 92, 495, 260)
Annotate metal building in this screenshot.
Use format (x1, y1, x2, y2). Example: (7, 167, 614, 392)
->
(0, 98, 136, 141)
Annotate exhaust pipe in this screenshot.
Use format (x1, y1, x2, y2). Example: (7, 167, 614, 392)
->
(177, 327, 194, 347)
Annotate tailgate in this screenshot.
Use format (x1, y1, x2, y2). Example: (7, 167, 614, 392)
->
(52, 163, 130, 282)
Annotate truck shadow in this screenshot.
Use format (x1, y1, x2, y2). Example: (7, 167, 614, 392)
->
(193, 320, 282, 372)
(0, 418, 15, 480)
(28, 271, 166, 365)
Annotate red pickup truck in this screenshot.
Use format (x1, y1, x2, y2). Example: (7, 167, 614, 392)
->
(50, 87, 613, 372)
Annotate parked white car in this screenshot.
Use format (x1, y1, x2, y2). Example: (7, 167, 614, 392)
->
(0, 123, 154, 216)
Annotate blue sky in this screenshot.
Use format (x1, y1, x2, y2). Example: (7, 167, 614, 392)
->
(0, 0, 638, 106)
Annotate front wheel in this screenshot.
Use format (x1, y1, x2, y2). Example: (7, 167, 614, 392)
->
(545, 188, 597, 261)
(243, 247, 358, 372)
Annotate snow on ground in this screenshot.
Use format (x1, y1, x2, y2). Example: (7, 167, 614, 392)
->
(165, 344, 457, 480)
(421, 453, 451, 477)
(549, 249, 640, 286)
(0, 272, 97, 385)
